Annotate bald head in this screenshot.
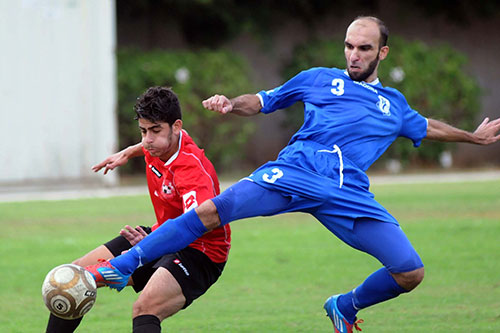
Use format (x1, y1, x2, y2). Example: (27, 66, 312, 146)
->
(348, 16, 389, 49)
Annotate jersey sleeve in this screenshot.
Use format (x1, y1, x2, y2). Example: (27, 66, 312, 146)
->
(258, 68, 323, 114)
(399, 104, 428, 147)
(173, 161, 218, 213)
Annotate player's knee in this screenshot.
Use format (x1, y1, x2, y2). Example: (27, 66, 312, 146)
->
(392, 267, 425, 291)
(132, 294, 183, 321)
(132, 297, 162, 319)
(132, 298, 149, 318)
(132, 298, 145, 315)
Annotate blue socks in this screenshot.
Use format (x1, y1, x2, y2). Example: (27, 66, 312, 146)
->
(337, 267, 408, 323)
(110, 209, 207, 275)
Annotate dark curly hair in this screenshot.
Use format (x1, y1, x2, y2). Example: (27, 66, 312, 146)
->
(134, 86, 182, 125)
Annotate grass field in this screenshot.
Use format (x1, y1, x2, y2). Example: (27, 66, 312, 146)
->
(0, 179, 499, 332)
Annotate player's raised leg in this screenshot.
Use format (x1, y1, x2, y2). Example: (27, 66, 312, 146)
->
(86, 180, 295, 288)
(85, 207, 211, 289)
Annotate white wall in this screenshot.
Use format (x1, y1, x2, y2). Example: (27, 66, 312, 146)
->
(0, 0, 117, 185)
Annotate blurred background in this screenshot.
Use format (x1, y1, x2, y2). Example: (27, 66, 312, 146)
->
(1, 0, 500, 189)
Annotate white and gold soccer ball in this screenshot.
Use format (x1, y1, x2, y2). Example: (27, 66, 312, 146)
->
(42, 264, 97, 319)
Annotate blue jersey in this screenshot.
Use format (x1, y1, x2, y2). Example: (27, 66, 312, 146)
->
(243, 67, 428, 229)
(257, 67, 427, 172)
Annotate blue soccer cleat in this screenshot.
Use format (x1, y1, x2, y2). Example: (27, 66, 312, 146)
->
(324, 295, 364, 333)
(85, 259, 130, 291)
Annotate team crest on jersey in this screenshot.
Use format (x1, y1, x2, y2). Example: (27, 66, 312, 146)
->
(377, 95, 391, 116)
(162, 182, 174, 195)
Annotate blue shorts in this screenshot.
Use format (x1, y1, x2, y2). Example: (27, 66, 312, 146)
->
(212, 179, 423, 273)
(243, 141, 399, 231)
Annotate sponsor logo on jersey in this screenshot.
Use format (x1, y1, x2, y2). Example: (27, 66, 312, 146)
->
(183, 191, 198, 211)
(353, 80, 378, 94)
(149, 164, 162, 178)
(173, 259, 190, 276)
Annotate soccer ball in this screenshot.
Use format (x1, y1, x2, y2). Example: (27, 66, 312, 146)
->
(42, 264, 97, 319)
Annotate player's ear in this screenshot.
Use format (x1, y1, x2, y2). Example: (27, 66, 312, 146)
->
(172, 119, 182, 135)
(379, 45, 389, 61)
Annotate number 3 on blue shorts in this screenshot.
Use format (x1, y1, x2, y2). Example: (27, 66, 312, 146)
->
(262, 168, 284, 184)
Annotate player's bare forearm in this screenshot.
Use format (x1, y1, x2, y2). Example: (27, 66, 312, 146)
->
(425, 117, 500, 145)
(202, 94, 261, 116)
(123, 143, 145, 158)
(425, 119, 475, 142)
(229, 94, 262, 116)
(92, 143, 144, 174)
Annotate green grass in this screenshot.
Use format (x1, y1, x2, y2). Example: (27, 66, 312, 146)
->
(1, 180, 499, 332)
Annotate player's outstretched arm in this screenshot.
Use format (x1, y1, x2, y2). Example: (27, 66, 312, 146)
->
(92, 143, 145, 175)
(202, 94, 262, 116)
(425, 117, 500, 145)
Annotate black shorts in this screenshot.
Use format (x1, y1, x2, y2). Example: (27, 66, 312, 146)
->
(104, 227, 225, 308)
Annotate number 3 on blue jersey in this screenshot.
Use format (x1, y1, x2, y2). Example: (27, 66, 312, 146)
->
(331, 78, 345, 96)
(262, 168, 284, 184)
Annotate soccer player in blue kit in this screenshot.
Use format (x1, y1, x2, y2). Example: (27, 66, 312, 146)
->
(87, 16, 500, 332)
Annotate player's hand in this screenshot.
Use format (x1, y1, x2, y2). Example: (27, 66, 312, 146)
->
(202, 94, 233, 114)
(92, 152, 129, 175)
(120, 225, 148, 246)
(473, 117, 500, 145)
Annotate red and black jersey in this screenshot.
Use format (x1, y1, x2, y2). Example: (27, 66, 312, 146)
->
(144, 130, 230, 263)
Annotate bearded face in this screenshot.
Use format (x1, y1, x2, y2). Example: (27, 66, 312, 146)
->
(347, 53, 380, 82)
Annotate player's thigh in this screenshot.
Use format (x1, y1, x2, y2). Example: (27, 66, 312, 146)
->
(324, 218, 423, 273)
(352, 219, 423, 273)
(72, 234, 133, 266)
(213, 179, 294, 224)
(133, 247, 224, 319)
(134, 267, 186, 320)
(72, 245, 114, 266)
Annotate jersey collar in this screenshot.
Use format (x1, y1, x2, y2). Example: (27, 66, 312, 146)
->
(343, 69, 380, 86)
(164, 130, 183, 166)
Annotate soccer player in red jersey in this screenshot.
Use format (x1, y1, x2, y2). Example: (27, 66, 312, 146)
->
(45, 86, 231, 333)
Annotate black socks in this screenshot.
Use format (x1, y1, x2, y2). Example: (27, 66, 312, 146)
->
(46, 311, 161, 332)
(133, 314, 161, 333)
(46, 313, 83, 333)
